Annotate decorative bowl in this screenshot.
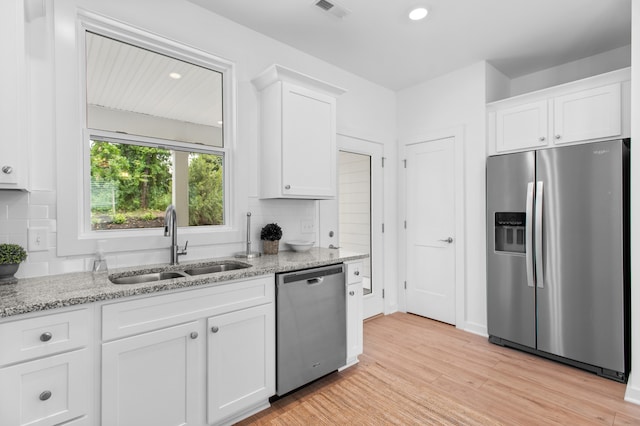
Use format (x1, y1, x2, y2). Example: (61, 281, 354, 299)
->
(286, 241, 315, 252)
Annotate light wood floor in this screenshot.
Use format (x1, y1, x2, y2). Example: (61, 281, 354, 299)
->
(237, 313, 640, 425)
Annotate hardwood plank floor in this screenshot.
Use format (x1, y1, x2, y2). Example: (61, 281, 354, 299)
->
(237, 313, 640, 425)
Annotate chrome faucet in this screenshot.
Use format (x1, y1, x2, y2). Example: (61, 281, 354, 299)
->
(164, 204, 188, 265)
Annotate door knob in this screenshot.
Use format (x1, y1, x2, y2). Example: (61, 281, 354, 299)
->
(439, 237, 453, 244)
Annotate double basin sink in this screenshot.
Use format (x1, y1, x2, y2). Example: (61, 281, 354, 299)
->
(109, 261, 251, 285)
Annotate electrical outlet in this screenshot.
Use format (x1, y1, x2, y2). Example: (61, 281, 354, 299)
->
(301, 219, 315, 234)
(28, 227, 49, 252)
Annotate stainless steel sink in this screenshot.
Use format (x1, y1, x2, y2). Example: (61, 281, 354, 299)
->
(109, 271, 188, 285)
(108, 261, 251, 284)
(182, 261, 251, 276)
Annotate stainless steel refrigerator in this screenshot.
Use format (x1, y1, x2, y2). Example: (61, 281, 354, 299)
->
(486, 139, 630, 382)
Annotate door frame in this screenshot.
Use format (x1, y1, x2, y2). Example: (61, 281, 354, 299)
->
(399, 126, 466, 328)
(319, 133, 385, 318)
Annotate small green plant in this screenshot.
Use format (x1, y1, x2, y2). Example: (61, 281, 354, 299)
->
(141, 211, 156, 221)
(0, 244, 27, 264)
(260, 223, 283, 241)
(112, 213, 127, 224)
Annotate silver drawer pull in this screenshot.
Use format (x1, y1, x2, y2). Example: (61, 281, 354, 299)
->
(2, 166, 13, 174)
(211, 326, 219, 333)
(39, 390, 52, 401)
(349, 291, 355, 296)
(40, 332, 52, 342)
(284, 185, 291, 190)
(190, 332, 198, 339)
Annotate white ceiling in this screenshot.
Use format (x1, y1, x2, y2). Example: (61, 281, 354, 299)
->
(188, 0, 632, 91)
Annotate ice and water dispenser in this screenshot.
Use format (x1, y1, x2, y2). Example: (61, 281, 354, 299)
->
(494, 212, 526, 253)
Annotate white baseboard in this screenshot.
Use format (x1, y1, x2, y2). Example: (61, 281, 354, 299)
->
(462, 321, 488, 337)
(625, 372, 640, 405)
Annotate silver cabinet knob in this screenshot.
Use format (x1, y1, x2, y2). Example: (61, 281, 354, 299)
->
(211, 326, 219, 333)
(2, 166, 13, 174)
(190, 332, 198, 339)
(39, 390, 52, 401)
(354, 270, 360, 276)
(349, 291, 355, 296)
(555, 135, 561, 140)
(539, 137, 546, 142)
(40, 332, 52, 342)
(284, 185, 291, 190)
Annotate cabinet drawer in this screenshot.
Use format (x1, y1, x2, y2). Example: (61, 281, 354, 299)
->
(102, 276, 274, 340)
(0, 308, 90, 366)
(346, 261, 363, 284)
(0, 348, 90, 426)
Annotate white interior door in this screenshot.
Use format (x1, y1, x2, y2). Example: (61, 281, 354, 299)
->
(405, 137, 456, 324)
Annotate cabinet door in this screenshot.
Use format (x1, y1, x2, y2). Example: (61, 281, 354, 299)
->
(207, 303, 275, 425)
(553, 83, 621, 145)
(495, 100, 548, 152)
(281, 82, 336, 198)
(346, 282, 363, 366)
(102, 321, 201, 426)
(0, 349, 89, 426)
(0, 0, 26, 189)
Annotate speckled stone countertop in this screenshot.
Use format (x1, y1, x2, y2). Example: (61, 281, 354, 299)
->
(0, 248, 367, 318)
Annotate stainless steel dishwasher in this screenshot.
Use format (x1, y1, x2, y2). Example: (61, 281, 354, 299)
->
(276, 263, 346, 396)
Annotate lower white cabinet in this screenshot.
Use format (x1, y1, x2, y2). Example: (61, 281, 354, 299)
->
(101, 321, 201, 426)
(0, 307, 91, 426)
(207, 304, 275, 424)
(0, 348, 90, 426)
(344, 261, 363, 368)
(100, 276, 275, 426)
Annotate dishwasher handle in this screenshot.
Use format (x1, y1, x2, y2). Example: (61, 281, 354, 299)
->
(307, 277, 324, 285)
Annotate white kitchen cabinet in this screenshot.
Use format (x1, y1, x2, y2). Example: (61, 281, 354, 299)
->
(252, 64, 346, 199)
(487, 69, 629, 155)
(100, 275, 275, 426)
(207, 303, 275, 425)
(0, 0, 28, 190)
(101, 321, 201, 426)
(552, 83, 621, 145)
(494, 100, 549, 152)
(0, 308, 91, 426)
(344, 261, 363, 368)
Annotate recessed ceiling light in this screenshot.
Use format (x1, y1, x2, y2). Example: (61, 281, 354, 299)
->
(409, 7, 428, 21)
(169, 72, 182, 79)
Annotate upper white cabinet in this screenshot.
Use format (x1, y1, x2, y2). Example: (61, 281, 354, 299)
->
(487, 69, 629, 155)
(0, 0, 28, 190)
(495, 100, 549, 152)
(552, 83, 621, 145)
(252, 65, 346, 199)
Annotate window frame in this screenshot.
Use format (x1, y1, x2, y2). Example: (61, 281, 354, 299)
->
(56, 9, 241, 257)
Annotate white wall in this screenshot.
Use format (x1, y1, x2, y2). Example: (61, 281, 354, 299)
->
(624, 1, 640, 404)
(1, 0, 396, 278)
(396, 61, 488, 335)
(509, 45, 631, 97)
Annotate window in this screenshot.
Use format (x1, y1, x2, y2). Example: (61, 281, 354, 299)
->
(85, 32, 227, 232)
(55, 10, 240, 257)
(89, 139, 224, 230)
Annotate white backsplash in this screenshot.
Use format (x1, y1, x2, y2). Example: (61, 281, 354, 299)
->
(0, 190, 318, 279)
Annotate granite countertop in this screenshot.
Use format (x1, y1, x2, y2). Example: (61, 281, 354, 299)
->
(0, 248, 367, 318)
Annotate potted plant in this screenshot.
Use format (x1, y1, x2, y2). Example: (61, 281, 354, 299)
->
(0, 243, 27, 283)
(260, 223, 282, 255)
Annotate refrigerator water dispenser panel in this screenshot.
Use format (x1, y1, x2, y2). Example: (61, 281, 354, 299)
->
(495, 212, 526, 253)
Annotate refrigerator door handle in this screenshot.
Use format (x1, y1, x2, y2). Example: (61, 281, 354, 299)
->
(525, 182, 535, 288)
(535, 181, 544, 289)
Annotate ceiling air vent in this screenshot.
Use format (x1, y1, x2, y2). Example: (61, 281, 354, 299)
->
(313, 0, 351, 19)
